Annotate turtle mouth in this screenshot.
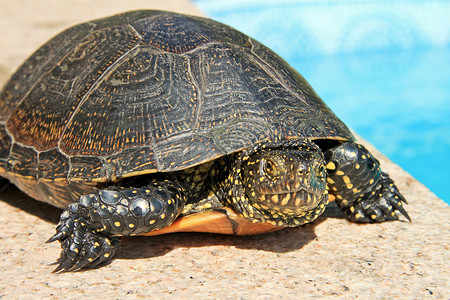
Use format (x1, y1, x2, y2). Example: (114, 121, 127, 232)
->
(258, 189, 323, 212)
(253, 175, 326, 213)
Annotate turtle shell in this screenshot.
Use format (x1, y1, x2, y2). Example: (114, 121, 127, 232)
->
(0, 10, 353, 208)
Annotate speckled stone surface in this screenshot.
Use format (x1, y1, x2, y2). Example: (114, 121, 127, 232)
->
(0, 1, 449, 299)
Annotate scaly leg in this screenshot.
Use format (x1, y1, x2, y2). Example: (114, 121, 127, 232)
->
(47, 180, 186, 271)
(324, 142, 410, 222)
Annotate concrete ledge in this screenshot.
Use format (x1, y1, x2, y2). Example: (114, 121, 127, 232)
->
(0, 1, 448, 298)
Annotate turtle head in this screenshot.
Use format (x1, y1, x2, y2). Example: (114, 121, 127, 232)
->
(238, 139, 328, 226)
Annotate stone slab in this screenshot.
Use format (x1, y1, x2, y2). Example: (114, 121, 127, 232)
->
(0, 1, 448, 299)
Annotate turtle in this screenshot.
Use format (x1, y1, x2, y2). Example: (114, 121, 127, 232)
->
(0, 10, 409, 272)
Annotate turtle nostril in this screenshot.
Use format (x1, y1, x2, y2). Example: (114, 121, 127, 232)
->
(297, 164, 309, 177)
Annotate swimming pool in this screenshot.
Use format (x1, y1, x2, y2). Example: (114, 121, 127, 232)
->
(195, 0, 450, 203)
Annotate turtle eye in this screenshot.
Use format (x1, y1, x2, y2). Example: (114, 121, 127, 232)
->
(261, 157, 280, 180)
(315, 162, 325, 175)
(319, 165, 325, 174)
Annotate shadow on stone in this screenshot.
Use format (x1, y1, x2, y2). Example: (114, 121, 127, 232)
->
(1, 183, 349, 264)
(0, 184, 61, 224)
(115, 207, 346, 261)
(114, 203, 348, 261)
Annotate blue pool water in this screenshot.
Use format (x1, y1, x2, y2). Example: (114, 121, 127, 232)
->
(195, 0, 450, 203)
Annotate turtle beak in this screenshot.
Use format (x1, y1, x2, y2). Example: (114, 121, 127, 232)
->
(262, 189, 322, 211)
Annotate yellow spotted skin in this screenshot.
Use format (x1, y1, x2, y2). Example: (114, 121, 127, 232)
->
(214, 139, 329, 227)
(323, 142, 410, 223)
(47, 179, 186, 271)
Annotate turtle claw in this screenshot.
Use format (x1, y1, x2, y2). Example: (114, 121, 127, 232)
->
(53, 252, 78, 273)
(47, 209, 75, 244)
(391, 194, 411, 222)
(50, 230, 120, 272)
(64, 235, 119, 272)
(46, 232, 64, 244)
(48, 208, 120, 272)
(342, 172, 410, 223)
(377, 172, 411, 222)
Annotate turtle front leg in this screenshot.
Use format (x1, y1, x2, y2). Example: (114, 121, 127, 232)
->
(324, 142, 410, 222)
(47, 180, 186, 272)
